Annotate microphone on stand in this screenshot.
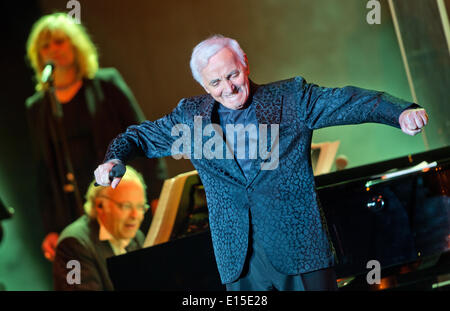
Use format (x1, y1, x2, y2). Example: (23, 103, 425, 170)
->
(41, 61, 54, 84)
(41, 61, 63, 118)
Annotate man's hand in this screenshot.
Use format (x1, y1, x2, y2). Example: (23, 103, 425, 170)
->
(94, 159, 124, 189)
(399, 108, 429, 136)
(42, 232, 59, 262)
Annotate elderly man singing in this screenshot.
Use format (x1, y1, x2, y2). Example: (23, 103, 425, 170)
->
(94, 35, 428, 291)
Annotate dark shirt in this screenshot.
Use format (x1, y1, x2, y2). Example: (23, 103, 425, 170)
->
(217, 99, 259, 179)
(60, 83, 99, 198)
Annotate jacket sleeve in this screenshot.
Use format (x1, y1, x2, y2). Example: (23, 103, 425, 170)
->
(295, 77, 418, 130)
(104, 99, 188, 163)
(101, 68, 169, 198)
(53, 237, 104, 291)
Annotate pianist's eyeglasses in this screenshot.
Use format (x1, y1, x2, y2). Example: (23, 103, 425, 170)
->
(97, 195, 149, 214)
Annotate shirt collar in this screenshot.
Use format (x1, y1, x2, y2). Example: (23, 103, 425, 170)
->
(97, 218, 131, 255)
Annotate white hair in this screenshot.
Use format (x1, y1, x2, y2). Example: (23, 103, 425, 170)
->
(190, 34, 247, 86)
(83, 165, 147, 219)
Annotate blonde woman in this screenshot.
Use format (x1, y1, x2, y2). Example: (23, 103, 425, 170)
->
(25, 13, 166, 262)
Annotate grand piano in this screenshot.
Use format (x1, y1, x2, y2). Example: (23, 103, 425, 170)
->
(107, 145, 450, 291)
(316, 146, 450, 290)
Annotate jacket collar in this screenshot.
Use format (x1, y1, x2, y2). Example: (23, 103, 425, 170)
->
(195, 79, 282, 187)
(87, 216, 140, 256)
(199, 79, 281, 125)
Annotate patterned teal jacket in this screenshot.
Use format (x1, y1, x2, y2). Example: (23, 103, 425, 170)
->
(104, 76, 415, 284)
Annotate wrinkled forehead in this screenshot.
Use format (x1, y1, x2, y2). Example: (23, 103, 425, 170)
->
(102, 180, 145, 202)
(202, 48, 243, 77)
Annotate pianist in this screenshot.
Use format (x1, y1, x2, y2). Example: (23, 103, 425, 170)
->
(94, 35, 428, 291)
(53, 166, 148, 290)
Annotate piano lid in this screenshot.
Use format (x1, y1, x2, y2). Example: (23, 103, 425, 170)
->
(316, 146, 450, 282)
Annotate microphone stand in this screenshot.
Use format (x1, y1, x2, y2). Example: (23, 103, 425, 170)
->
(45, 77, 84, 217)
(47, 76, 63, 119)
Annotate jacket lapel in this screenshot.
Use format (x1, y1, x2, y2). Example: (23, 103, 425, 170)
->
(245, 82, 282, 187)
(196, 81, 282, 187)
(197, 95, 247, 186)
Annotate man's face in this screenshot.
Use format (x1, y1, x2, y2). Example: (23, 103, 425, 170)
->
(96, 180, 146, 241)
(201, 47, 250, 110)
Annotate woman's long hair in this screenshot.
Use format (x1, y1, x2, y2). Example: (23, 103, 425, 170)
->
(26, 13, 99, 91)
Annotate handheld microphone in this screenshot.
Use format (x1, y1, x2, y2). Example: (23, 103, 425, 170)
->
(41, 62, 54, 83)
(94, 163, 126, 187)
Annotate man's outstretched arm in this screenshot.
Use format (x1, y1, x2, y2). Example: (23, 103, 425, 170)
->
(94, 99, 188, 188)
(296, 77, 429, 133)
